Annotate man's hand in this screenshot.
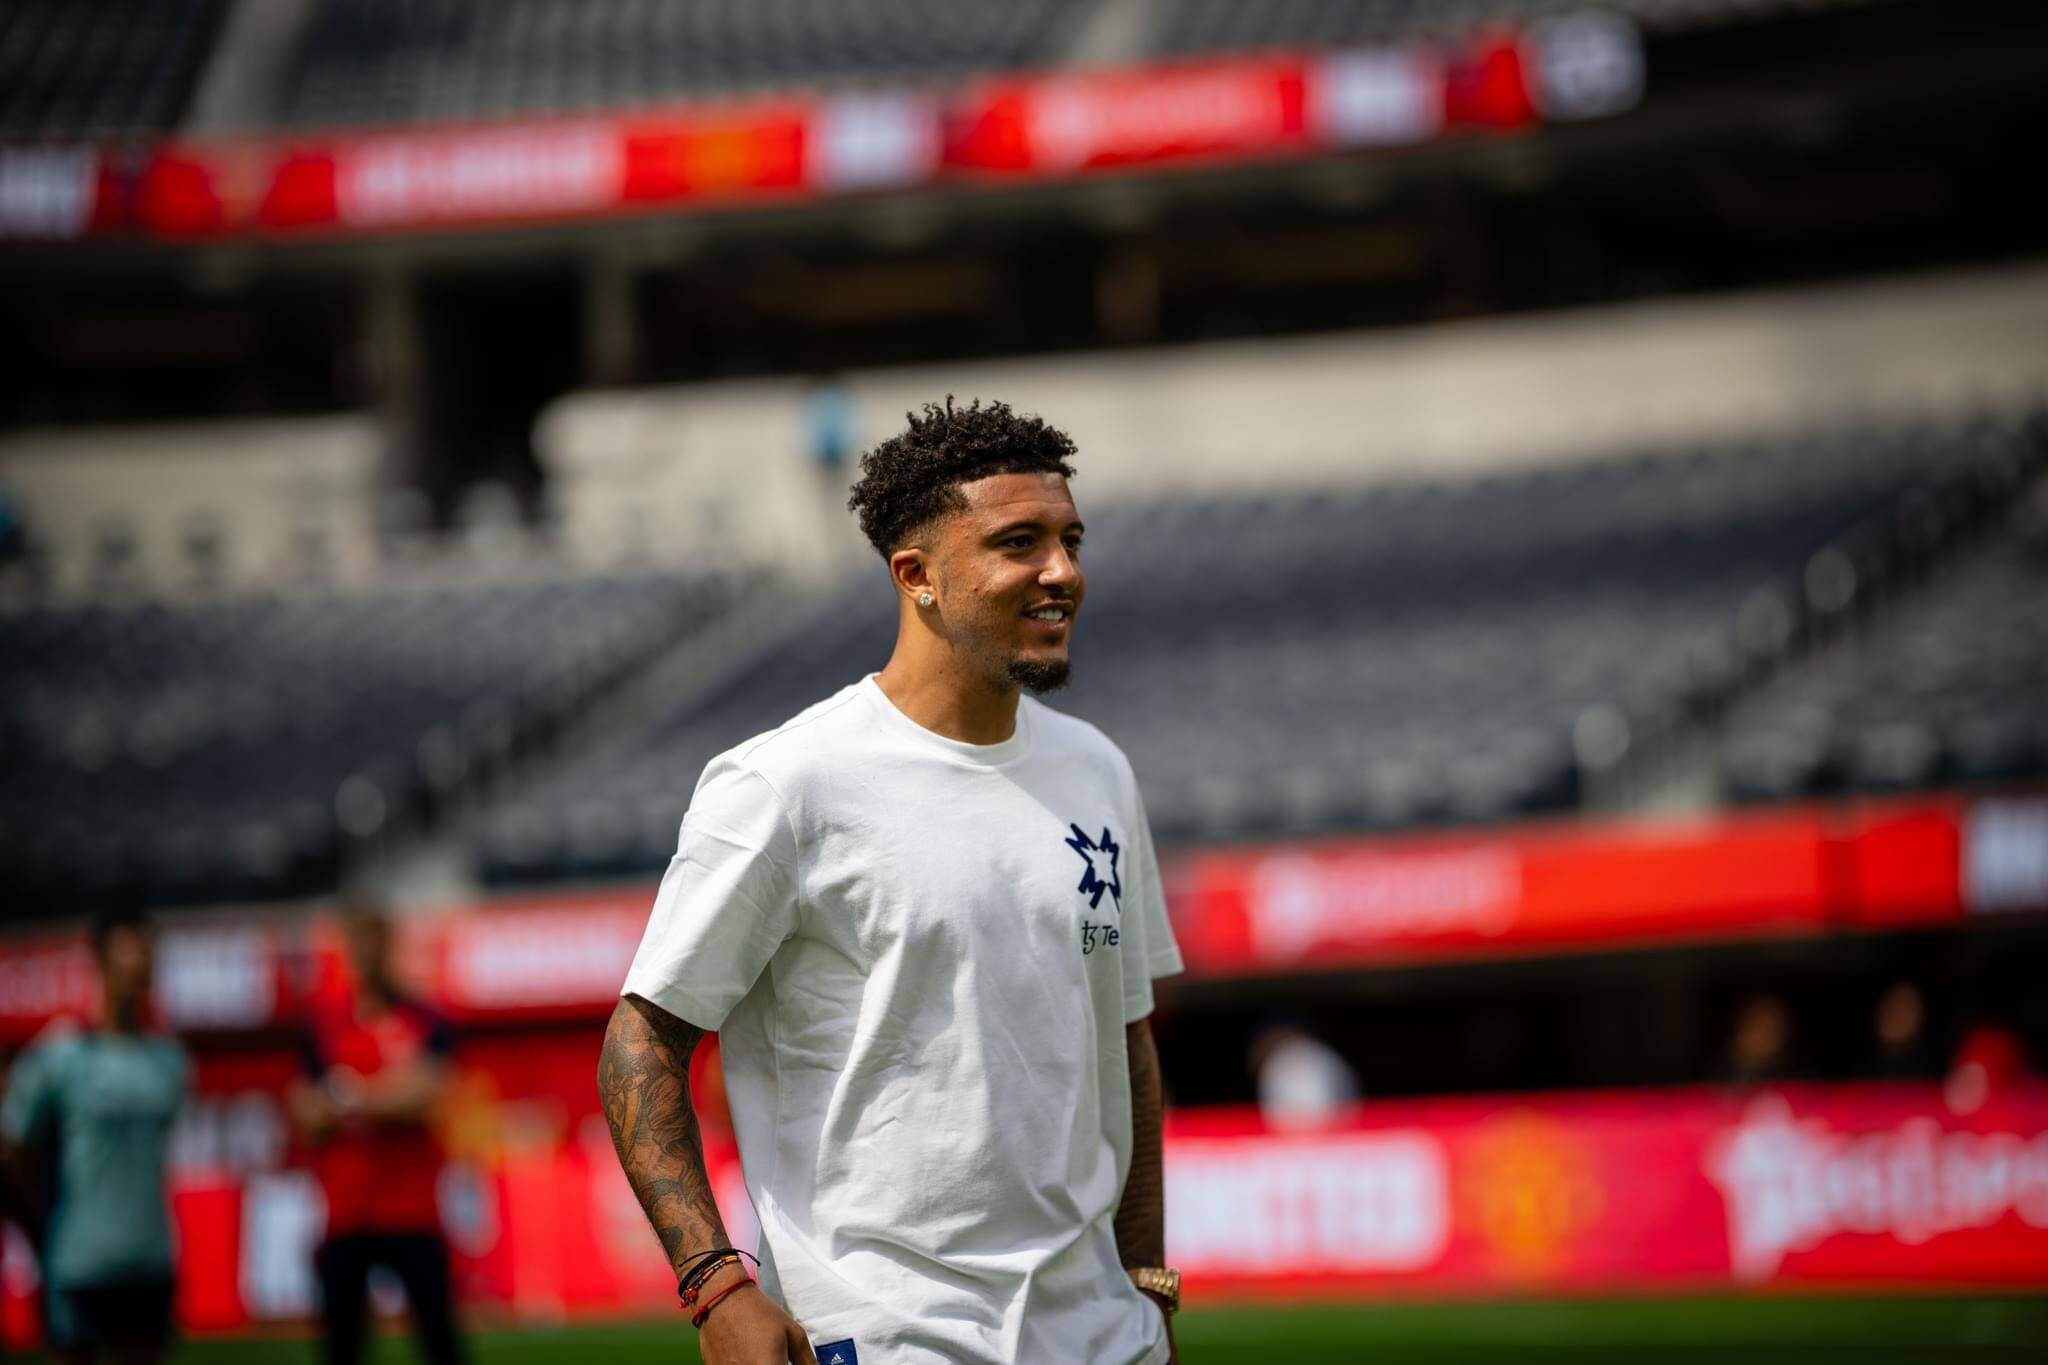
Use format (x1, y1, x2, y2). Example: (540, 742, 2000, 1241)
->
(695, 1269, 817, 1365)
(1119, 1018, 1177, 1363)
(347, 1055, 450, 1124)
(1140, 1289, 1180, 1365)
(600, 995, 815, 1361)
(284, 1078, 336, 1141)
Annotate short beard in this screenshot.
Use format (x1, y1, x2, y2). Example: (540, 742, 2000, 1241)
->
(1007, 659, 1071, 694)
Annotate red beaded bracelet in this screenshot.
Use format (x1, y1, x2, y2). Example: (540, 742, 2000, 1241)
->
(690, 1275, 755, 1328)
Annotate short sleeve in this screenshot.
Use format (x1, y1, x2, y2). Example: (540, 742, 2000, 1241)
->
(621, 753, 801, 1032)
(1118, 783, 1184, 1024)
(0, 1042, 58, 1147)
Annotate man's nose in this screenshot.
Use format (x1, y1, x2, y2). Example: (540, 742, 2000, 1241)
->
(1042, 544, 1081, 588)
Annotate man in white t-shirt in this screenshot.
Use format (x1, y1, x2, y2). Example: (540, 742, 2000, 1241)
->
(600, 397, 1184, 1365)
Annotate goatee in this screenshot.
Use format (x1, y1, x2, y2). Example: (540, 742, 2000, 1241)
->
(1007, 659, 1071, 694)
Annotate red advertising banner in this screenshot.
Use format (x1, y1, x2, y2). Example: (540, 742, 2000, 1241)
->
(1840, 796, 1966, 928)
(0, 795, 2008, 1045)
(0, 891, 641, 1045)
(0, 920, 297, 1045)
(417, 892, 652, 1023)
(948, 57, 1315, 178)
(141, 103, 816, 240)
(73, 14, 1651, 242)
(1164, 797, 1985, 978)
(6, 1069, 2041, 1342)
(0, 934, 96, 1039)
(1168, 1085, 2048, 1297)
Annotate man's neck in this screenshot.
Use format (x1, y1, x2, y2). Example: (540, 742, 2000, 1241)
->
(875, 645, 1021, 746)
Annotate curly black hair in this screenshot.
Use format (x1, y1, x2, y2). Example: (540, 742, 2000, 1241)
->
(847, 396, 1077, 557)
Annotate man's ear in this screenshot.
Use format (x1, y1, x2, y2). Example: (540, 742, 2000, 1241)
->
(889, 545, 934, 604)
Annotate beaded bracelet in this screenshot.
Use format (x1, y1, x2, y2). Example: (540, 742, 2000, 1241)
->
(676, 1247, 732, 1279)
(678, 1247, 760, 1308)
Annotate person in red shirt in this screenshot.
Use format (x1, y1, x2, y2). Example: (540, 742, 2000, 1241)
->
(1946, 1015, 2034, 1115)
(288, 907, 465, 1365)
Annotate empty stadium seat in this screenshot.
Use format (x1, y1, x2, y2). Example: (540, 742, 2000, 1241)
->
(278, 0, 1081, 130)
(465, 408, 2044, 884)
(0, 569, 727, 914)
(0, 0, 223, 142)
(1147, 0, 1870, 59)
(1721, 476, 2048, 803)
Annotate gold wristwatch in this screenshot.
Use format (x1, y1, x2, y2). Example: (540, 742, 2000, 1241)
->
(1128, 1266, 1181, 1314)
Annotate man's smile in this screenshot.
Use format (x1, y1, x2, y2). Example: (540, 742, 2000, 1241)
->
(1023, 601, 1075, 637)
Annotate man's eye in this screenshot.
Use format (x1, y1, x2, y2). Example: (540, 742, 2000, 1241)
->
(1005, 536, 1033, 548)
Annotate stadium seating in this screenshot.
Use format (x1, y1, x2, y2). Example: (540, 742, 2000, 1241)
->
(0, 0, 224, 142)
(1721, 479, 2048, 802)
(469, 409, 2044, 884)
(1147, 0, 1872, 58)
(278, 0, 1082, 130)
(0, 570, 726, 914)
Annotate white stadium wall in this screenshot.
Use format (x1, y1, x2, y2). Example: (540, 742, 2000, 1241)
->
(540, 260, 2048, 577)
(5, 261, 2046, 594)
(0, 415, 382, 595)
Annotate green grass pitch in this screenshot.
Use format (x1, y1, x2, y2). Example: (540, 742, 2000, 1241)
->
(83, 1294, 2048, 1364)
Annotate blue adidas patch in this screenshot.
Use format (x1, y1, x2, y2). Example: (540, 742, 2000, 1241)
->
(815, 1339, 858, 1365)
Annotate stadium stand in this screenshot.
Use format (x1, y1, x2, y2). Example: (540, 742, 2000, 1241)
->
(469, 407, 2043, 885)
(1147, 0, 1881, 57)
(0, 569, 728, 913)
(1722, 476, 2048, 802)
(0, 0, 225, 141)
(277, 0, 1084, 130)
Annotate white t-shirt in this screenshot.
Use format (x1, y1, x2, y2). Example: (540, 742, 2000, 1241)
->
(623, 674, 1183, 1364)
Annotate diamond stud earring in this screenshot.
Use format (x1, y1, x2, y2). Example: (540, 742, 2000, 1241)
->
(918, 592, 934, 607)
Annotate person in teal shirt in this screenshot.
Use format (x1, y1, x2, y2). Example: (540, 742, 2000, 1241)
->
(1, 907, 189, 1364)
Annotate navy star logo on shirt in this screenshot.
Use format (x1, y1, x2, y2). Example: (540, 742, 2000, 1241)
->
(1065, 823, 1122, 911)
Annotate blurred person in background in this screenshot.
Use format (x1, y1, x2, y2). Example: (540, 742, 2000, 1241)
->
(1250, 1018, 1361, 1131)
(0, 907, 188, 1365)
(1723, 993, 1796, 1088)
(1945, 999, 2035, 1117)
(602, 399, 1183, 1365)
(802, 375, 855, 474)
(289, 907, 466, 1365)
(0, 485, 25, 571)
(1869, 981, 1932, 1080)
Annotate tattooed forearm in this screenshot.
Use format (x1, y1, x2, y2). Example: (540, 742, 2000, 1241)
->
(598, 994, 732, 1274)
(1115, 1016, 1167, 1268)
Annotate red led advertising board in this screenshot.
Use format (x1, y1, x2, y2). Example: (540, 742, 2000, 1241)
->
(4, 15, 1649, 242)
(6, 1072, 2042, 1342)
(0, 795, 2008, 1047)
